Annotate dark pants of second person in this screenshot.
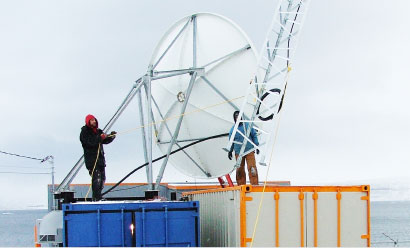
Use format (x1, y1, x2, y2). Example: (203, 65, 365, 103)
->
(89, 167, 106, 201)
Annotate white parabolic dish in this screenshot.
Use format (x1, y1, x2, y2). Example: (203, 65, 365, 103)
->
(149, 13, 258, 179)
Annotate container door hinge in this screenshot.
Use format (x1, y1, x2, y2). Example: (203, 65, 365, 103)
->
(245, 237, 253, 243)
(361, 196, 369, 200)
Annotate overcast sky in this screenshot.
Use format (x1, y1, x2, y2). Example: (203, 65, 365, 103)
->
(1, 0, 409, 210)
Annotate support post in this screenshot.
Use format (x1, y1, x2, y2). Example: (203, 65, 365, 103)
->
(143, 72, 154, 190)
(155, 72, 198, 189)
(137, 88, 150, 185)
(50, 156, 55, 194)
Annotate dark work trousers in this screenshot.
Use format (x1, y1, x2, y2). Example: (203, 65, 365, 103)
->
(235, 152, 259, 185)
(89, 167, 106, 201)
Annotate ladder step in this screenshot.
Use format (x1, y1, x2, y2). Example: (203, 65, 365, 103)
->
(286, 20, 301, 25)
(266, 46, 293, 50)
(275, 55, 290, 61)
(279, 11, 306, 15)
(259, 65, 268, 71)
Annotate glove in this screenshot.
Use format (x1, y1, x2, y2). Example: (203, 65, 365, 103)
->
(110, 131, 117, 137)
(101, 134, 107, 140)
(256, 149, 260, 155)
(228, 151, 233, 160)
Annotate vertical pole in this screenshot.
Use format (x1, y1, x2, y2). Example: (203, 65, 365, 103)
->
(137, 88, 150, 184)
(144, 72, 154, 190)
(50, 156, 55, 194)
(299, 189, 305, 247)
(312, 190, 318, 247)
(274, 190, 280, 247)
(155, 72, 198, 189)
(336, 190, 342, 247)
(192, 15, 197, 68)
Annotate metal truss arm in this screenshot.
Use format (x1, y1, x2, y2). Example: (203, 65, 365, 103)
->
(55, 79, 144, 193)
(155, 72, 198, 189)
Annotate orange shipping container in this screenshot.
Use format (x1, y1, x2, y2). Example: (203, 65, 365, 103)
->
(184, 185, 370, 247)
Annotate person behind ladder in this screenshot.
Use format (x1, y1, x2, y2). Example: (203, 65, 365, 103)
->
(80, 114, 116, 201)
(228, 110, 259, 185)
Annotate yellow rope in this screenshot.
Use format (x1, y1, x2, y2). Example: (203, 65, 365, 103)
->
(108, 95, 244, 137)
(250, 111, 284, 247)
(250, 67, 291, 247)
(85, 143, 101, 201)
(82, 95, 244, 200)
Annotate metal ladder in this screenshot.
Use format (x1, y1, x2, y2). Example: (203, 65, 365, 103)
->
(227, 0, 311, 168)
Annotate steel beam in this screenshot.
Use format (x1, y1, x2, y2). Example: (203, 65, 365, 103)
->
(152, 68, 204, 81)
(55, 80, 143, 193)
(151, 97, 210, 177)
(201, 44, 251, 68)
(155, 72, 198, 189)
(137, 89, 149, 183)
(143, 74, 154, 189)
(152, 18, 191, 70)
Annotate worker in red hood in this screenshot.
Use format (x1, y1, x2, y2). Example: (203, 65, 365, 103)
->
(80, 114, 116, 201)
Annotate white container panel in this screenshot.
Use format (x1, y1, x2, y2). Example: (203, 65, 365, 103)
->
(306, 192, 338, 247)
(278, 192, 305, 247)
(340, 192, 368, 247)
(245, 192, 275, 247)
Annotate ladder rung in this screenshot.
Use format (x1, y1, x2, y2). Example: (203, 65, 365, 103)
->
(291, 1, 307, 11)
(286, 20, 301, 25)
(267, 67, 288, 82)
(279, 11, 306, 15)
(253, 126, 270, 135)
(275, 55, 290, 61)
(266, 46, 292, 50)
(259, 65, 268, 71)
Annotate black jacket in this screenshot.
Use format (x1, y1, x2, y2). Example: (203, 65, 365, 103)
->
(80, 126, 114, 171)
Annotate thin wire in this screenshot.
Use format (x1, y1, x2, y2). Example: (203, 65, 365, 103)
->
(0, 165, 51, 169)
(250, 107, 285, 247)
(0, 172, 50, 175)
(85, 143, 101, 201)
(250, 66, 291, 247)
(0, 150, 43, 161)
(250, 1, 303, 244)
(111, 95, 244, 137)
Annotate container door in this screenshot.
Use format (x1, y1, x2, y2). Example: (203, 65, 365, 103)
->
(134, 209, 199, 247)
(64, 211, 133, 247)
(306, 192, 368, 247)
(246, 192, 305, 247)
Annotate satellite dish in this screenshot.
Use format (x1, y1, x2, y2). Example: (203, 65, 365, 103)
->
(149, 13, 258, 179)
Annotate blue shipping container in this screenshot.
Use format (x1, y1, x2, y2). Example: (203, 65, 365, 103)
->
(62, 201, 199, 247)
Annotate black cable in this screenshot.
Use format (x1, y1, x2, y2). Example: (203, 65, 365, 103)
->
(108, 185, 140, 193)
(287, 1, 302, 66)
(0, 150, 43, 161)
(102, 133, 228, 196)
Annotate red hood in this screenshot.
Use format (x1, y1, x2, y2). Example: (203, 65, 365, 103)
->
(85, 114, 98, 131)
